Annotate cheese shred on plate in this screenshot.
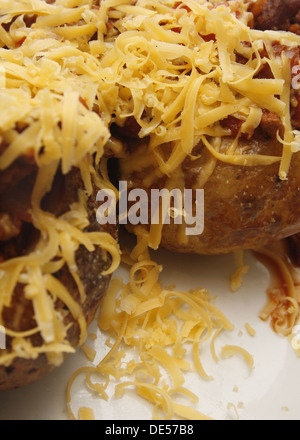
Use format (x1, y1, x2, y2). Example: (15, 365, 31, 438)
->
(0, 0, 299, 419)
(66, 239, 257, 421)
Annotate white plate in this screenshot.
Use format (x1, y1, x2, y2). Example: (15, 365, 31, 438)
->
(0, 246, 299, 420)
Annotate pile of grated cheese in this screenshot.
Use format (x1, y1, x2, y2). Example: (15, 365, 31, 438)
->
(67, 239, 254, 420)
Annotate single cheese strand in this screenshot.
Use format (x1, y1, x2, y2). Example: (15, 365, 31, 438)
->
(44, 274, 88, 346)
(62, 90, 79, 174)
(221, 345, 254, 372)
(201, 136, 281, 167)
(279, 54, 294, 180)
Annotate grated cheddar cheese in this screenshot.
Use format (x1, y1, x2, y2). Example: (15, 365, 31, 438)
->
(66, 238, 257, 421)
(0, 0, 299, 419)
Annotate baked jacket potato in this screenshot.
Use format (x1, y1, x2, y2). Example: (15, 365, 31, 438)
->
(119, 0, 300, 255)
(0, 0, 122, 391)
(0, 155, 118, 390)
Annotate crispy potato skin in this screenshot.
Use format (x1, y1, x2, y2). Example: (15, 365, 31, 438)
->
(120, 136, 300, 255)
(0, 168, 117, 391)
(250, 0, 300, 33)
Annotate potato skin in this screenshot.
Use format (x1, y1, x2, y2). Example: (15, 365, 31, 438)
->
(250, 0, 300, 33)
(120, 135, 300, 255)
(0, 168, 117, 391)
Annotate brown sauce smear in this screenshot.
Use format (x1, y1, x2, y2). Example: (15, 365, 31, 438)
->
(253, 238, 300, 336)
